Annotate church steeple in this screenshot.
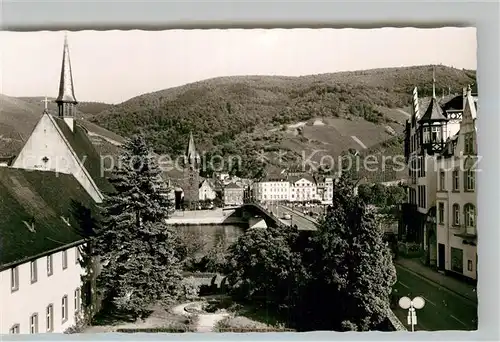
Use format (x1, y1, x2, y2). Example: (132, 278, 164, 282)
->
(184, 132, 200, 167)
(55, 34, 78, 131)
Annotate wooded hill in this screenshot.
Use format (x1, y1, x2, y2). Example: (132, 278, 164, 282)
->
(89, 65, 475, 180)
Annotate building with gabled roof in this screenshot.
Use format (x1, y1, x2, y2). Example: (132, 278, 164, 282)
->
(434, 87, 478, 281)
(10, 37, 114, 204)
(401, 65, 478, 269)
(1, 35, 111, 335)
(224, 182, 244, 206)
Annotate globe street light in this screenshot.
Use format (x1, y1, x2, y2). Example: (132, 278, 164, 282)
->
(399, 296, 425, 332)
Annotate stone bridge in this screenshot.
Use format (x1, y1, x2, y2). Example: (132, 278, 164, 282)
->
(165, 203, 286, 229)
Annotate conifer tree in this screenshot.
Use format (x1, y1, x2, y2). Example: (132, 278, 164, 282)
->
(92, 134, 182, 319)
(305, 175, 397, 331)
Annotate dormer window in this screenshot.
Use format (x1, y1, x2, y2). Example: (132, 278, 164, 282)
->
(23, 220, 36, 233)
(61, 216, 71, 226)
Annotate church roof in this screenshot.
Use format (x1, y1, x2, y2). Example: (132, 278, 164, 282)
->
(55, 36, 77, 104)
(419, 96, 447, 122)
(185, 132, 200, 162)
(53, 116, 115, 194)
(0, 168, 99, 270)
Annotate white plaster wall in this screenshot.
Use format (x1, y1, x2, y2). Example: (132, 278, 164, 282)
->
(11, 114, 102, 203)
(436, 153, 477, 279)
(198, 182, 216, 201)
(257, 181, 290, 202)
(0, 247, 84, 334)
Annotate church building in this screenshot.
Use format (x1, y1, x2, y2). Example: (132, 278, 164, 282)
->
(0, 36, 113, 334)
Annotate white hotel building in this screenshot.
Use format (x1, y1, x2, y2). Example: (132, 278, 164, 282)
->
(253, 174, 332, 203)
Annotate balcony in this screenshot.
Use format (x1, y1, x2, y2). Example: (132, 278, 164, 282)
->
(454, 225, 477, 245)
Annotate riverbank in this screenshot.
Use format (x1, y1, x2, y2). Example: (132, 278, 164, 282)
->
(166, 208, 246, 225)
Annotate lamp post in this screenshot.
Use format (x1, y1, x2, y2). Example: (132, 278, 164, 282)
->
(398, 296, 425, 332)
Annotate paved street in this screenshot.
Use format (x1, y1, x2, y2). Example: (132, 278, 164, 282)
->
(265, 203, 477, 331)
(266, 204, 318, 230)
(393, 264, 477, 331)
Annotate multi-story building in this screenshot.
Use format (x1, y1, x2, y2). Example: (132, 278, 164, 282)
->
(289, 175, 318, 202)
(224, 182, 244, 206)
(435, 86, 478, 281)
(253, 176, 290, 203)
(315, 176, 334, 204)
(402, 67, 478, 267)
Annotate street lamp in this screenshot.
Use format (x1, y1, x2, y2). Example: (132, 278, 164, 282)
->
(398, 296, 425, 332)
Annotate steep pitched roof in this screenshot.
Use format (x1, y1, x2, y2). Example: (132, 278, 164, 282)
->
(185, 132, 200, 164)
(55, 36, 77, 104)
(441, 94, 464, 112)
(419, 97, 447, 122)
(52, 116, 115, 194)
(0, 168, 99, 269)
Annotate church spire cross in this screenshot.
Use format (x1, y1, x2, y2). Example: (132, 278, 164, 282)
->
(41, 96, 50, 111)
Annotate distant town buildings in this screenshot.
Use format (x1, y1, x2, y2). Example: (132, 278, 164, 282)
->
(251, 173, 336, 204)
(402, 68, 478, 282)
(199, 179, 218, 201)
(224, 182, 244, 206)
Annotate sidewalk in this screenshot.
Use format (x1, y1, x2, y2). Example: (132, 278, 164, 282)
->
(395, 258, 477, 303)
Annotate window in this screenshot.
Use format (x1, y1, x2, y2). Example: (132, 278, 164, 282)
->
(464, 204, 476, 232)
(417, 185, 427, 208)
(74, 288, 81, 315)
(62, 295, 68, 322)
(452, 170, 460, 191)
(422, 126, 430, 143)
(30, 313, 38, 334)
(11, 266, 19, 292)
(30, 260, 38, 283)
(453, 204, 460, 226)
(438, 202, 445, 224)
(75, 247, 80, 265)
(431, 126, 442, 142)
(439, 171, 446, 191)
(62, 250, 68, 270)
(464, 169, 475, 192)
(9, 324, 20, 334)
(46, 304, 54, 332)
(468, 260, 473, 272)
(47, 255, 53, 276)
(464, 133, 475, 155)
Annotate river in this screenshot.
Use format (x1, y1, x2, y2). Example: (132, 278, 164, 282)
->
(175, 224, 246, 259)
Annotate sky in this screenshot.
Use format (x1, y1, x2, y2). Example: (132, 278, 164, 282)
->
(0, 28, 477, 104)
